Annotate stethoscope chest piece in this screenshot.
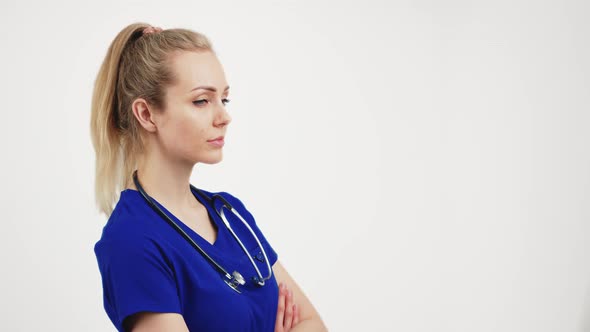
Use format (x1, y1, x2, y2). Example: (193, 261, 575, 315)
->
(224, 271, 246, 293)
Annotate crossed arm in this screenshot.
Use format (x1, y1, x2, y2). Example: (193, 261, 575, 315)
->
(272, 260, 328, 331)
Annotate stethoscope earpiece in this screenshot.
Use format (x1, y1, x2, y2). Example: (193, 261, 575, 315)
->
(251, 276, 265, 287)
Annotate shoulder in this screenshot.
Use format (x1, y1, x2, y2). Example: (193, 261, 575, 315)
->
(94, 193, 164, 260)
(94, 224, 175, 281)
(94, 223, 156, 262)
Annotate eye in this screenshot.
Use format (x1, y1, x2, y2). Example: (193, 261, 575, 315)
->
(192, 98, 231, 106)
(193, 99, 208, 106)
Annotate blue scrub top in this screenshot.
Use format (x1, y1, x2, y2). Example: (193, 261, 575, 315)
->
(94, 187, 279, 332)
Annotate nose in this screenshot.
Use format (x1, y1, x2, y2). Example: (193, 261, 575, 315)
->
(214, 102, 232, 127)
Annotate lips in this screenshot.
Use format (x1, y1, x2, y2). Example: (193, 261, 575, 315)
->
(208, 136, 224, 142)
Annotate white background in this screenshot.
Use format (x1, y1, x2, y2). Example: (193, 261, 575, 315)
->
(0, 0, 588, 331)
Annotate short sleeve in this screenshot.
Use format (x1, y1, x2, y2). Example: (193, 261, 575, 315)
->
(219, 191, 279, 266)
(94, 233, 182, 331)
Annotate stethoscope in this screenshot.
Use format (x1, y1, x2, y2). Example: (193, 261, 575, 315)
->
(132, 169, 272, 294)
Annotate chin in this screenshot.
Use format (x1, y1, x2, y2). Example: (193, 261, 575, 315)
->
(199, 154, 224, 165)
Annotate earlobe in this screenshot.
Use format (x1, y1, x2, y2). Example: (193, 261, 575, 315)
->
(132, 98, 158, 133)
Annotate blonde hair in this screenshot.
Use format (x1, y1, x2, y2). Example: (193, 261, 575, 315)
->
(90, 22, 214, 217)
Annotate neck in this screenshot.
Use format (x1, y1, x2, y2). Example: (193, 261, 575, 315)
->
(131, 150, 199, 212)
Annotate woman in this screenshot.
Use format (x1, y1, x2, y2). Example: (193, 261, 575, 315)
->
(90, 23, 327, 332)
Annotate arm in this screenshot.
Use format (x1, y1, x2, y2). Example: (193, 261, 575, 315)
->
(123, 311, 188, 332)
(126, 312, 190, 332)
(272, 260, 328, 332)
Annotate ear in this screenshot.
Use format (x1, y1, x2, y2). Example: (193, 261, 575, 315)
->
(131, 98, 158, 133)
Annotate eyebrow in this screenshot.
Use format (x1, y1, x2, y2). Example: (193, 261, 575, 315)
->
(190, 85, 230, 92)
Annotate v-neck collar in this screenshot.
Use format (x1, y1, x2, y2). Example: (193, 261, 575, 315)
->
(121, 187, 225, 249)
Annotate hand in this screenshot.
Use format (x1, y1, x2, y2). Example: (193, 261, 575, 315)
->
(274, 282, 300, 332)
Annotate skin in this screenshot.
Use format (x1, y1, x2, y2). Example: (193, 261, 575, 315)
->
(124, 50, 327, 332)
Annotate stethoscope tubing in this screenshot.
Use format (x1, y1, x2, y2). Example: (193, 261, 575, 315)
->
(133, 171, 233, 281)
(217, 204, 272, 285)
(132, 170, 272, 292)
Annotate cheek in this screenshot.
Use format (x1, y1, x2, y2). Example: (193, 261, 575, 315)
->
(165, 115, 208, 152)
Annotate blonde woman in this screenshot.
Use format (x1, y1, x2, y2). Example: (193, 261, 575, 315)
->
(91, 23, 327, 332)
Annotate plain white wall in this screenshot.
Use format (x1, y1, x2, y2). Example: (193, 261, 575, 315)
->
(0, 0, 588, 331)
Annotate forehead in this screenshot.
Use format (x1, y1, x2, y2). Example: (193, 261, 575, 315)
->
(168, 50, 227, 93)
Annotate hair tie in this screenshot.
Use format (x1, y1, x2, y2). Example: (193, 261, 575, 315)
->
(142, 26, 163, 36)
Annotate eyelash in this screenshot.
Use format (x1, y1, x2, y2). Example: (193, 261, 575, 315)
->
(193, 98, 231, 106)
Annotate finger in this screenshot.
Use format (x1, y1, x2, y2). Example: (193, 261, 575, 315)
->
(275, 283, 286, 332)
(293, 304, 299, 326)
(283, 288, 294, 330)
